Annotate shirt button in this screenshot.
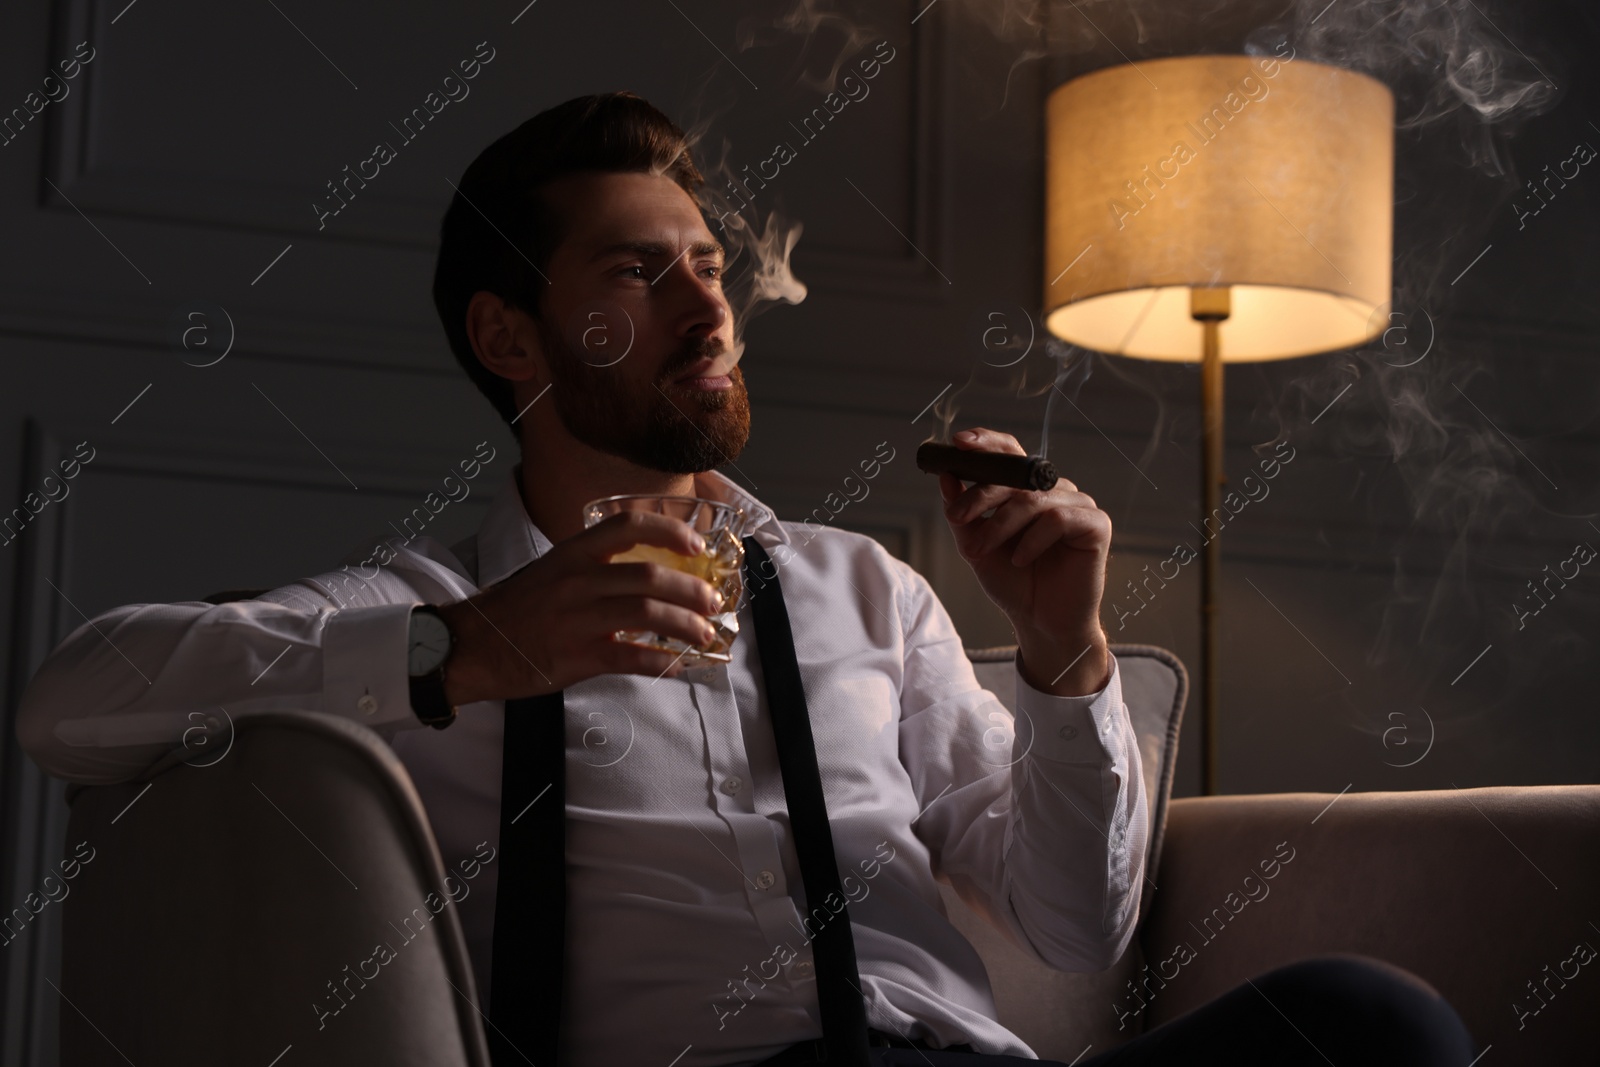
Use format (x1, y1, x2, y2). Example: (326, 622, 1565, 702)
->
(1059, 724, 1078, 740)
(357, 694, 379, 716)
(754, 869, 776, 889)
(792, 960, 814, 977)
(721, 776, 743, 796)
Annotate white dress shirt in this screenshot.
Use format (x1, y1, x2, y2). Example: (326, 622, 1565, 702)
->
(17, 463, 1147, 1065)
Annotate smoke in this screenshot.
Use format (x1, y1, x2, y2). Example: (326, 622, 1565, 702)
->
(1037, 339, 1090, 459)
(672, 86, 811, 373)
(1235, 0, 1571, 686)
(675, 0, 1580, 686)
(733, 0, 887, 94)
(703, 172, 810, 368)
(925, 329, 1091, 458)
(1281, 0, 1557, 167)
(668, 2, 917, 373)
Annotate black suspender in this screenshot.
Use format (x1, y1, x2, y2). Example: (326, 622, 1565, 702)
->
(488, 686, 566, 1065)
(740, 537, 872, 1065)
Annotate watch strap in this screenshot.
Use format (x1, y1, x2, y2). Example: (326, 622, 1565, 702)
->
(408, 605, 458, 729)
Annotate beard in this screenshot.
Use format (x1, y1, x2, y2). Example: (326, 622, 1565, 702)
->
(538, 313, 751, 474)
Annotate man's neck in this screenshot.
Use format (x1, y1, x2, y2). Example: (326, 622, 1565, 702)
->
(516, 444, 698, 545)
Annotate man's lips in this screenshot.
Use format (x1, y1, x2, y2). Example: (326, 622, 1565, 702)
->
(671, 357, 734, 390)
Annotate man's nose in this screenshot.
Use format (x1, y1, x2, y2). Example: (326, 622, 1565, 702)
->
(657, 259, 727, 334)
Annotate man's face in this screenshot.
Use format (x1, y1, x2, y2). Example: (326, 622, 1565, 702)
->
(530, 170, 749, 473)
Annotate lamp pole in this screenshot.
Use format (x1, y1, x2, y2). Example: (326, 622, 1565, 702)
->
(1191, 287, 1231, 796)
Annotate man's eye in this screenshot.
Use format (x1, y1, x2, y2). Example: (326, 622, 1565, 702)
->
(618, 265, 646, 279)
(701, 264, 723, 281)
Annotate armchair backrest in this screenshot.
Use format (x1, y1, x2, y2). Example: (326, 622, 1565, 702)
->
(941, 643, 1188, 1061)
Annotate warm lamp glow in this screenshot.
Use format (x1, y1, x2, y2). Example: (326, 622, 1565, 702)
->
(1043, 54, 1395, 360)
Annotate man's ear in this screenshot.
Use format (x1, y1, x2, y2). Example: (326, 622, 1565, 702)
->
(465, 290, 546, 386)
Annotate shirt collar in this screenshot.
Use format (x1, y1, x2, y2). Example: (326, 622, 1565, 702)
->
(474, 461, 786, 589)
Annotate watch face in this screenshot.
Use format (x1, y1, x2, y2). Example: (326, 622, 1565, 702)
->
(408, 610, 452, 675)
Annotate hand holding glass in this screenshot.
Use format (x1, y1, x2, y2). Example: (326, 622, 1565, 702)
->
(582, 495, 746, 666)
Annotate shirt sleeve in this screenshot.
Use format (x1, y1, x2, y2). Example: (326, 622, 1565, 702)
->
(14, 561, 434, 786)
(893, 559, 1147, 973)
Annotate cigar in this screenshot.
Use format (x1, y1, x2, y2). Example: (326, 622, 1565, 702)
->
(916, 442, 1058, 491)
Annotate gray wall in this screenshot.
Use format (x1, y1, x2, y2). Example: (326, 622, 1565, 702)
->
(2, 0, 1596, 1063)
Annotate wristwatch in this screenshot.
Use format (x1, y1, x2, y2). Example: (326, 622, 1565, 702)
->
(407, 604, 458, 729)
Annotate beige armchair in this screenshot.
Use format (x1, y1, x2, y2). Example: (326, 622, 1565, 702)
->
(55, 643, 1598, 1065)
(958, 647, 1600, 1066)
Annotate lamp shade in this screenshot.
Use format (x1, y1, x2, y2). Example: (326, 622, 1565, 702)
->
(1043, 54, 1394, 361)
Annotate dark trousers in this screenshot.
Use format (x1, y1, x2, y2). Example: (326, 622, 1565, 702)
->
(764, 955, 1476, 1067)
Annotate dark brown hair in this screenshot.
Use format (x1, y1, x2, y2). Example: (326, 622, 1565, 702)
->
(431, 92, 705, 433)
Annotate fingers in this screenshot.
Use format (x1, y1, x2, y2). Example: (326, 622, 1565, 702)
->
(956, 495, 1042, 559)
(601, 640, 693, 680)
(946, 475, 1096, 524)
(1009, 505, 1111, 567)
(945, 482, 1018, 524)
(592, 561, 723, 616)
(577, 510, 706, 562)
(937, 471, 963, 506)
(580, 597, 717, 651)
(952, 427, 1026, 455)
(951, 491, 1111, 564)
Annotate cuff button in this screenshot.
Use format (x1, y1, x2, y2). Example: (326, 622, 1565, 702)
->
(357, 694, 379, 715)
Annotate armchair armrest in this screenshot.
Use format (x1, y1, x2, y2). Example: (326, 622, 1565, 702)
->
(58, 710, 491, 1067)
(1139, 786, 1600, 1065)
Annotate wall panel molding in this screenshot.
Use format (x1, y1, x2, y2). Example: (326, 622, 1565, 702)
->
(42, 0, 954, 305)
(2, 421, 76, 1067)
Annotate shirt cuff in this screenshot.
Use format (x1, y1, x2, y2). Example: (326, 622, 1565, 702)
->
(1013, 651, 1125, 764)
(322, 602, 424, 730)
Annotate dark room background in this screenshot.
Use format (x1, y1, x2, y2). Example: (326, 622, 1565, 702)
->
(2, 0, 1596, 1063)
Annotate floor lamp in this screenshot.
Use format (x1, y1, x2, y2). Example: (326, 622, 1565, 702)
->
(1041, 55, 1395, 794)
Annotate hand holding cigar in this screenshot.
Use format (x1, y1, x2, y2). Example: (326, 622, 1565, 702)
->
(931, 426, 1110, 698)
